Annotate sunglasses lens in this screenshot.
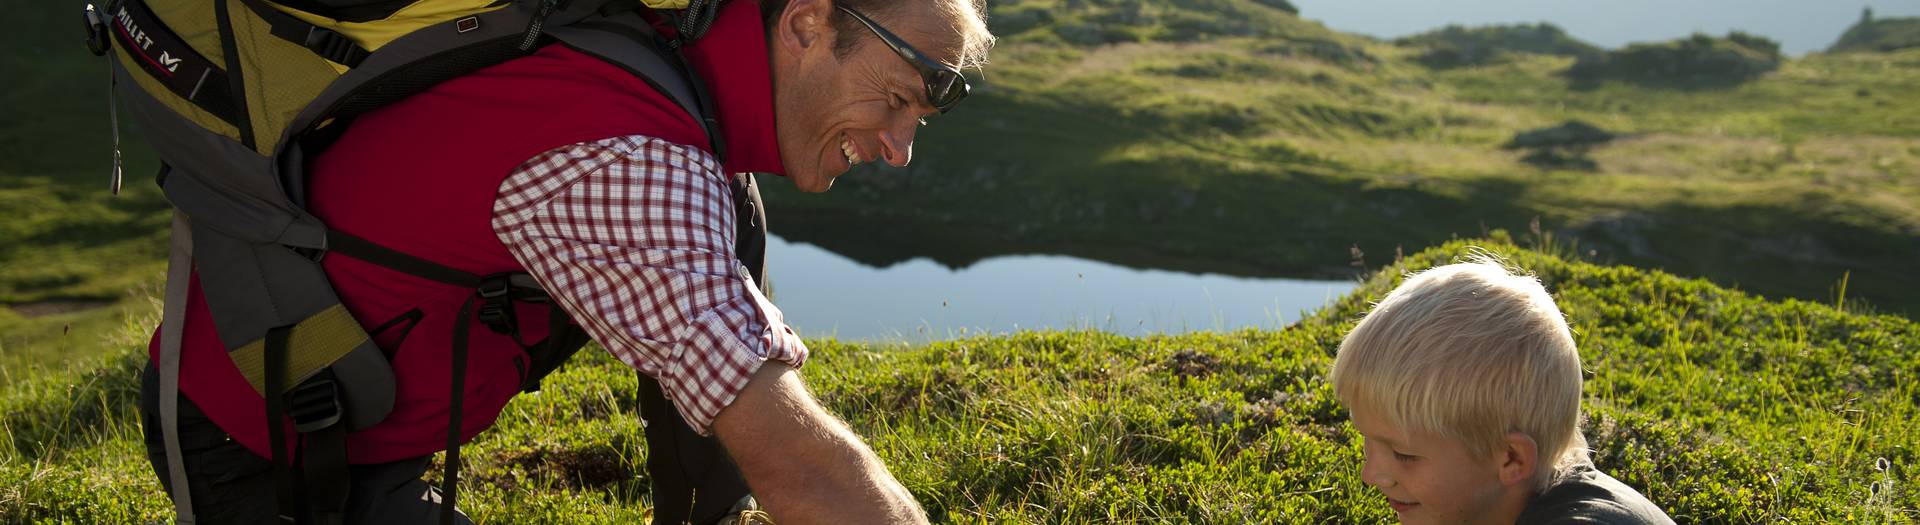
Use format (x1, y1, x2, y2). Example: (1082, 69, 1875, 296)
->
(929, 71, 967, 112)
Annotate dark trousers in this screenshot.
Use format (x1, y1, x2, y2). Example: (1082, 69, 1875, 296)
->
(140, 365, 471, 525)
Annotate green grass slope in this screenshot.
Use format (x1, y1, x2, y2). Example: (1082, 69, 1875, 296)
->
(1395, 23, 1602, 69)
(0, 0, 172, 374)
(1567, 32, 1784, 88)
(4, 240, 1914, 523)
(1831, 14, 1920, 53)
(6, 0, 1918, 339)
(762, 0, 1920, 315)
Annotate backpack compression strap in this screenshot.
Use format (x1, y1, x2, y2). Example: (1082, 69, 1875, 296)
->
(159, 210, 198, 524)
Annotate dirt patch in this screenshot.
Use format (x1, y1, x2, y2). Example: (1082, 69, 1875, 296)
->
(1166, 348, 1220, 381)
(7, 299, 116, 319)
(499, 445, 636, 491)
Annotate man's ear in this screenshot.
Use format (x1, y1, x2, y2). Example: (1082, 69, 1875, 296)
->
(775, 0, 834, 56)
(1497, 431, 1540, 488)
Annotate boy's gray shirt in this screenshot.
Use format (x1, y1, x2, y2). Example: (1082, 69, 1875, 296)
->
(1515, 464, 1675, 525)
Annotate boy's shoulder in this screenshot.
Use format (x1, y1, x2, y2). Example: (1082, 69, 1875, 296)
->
(1515, 464, 1676, 525)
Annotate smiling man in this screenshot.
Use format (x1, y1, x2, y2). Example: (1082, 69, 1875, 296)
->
(774, 2, 981, 191)
(139, 0, 991, 523)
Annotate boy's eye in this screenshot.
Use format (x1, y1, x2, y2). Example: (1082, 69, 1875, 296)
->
(1392, 451, 1418, 462)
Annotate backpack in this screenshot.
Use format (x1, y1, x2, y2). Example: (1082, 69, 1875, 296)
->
(83, 0, 756, 522)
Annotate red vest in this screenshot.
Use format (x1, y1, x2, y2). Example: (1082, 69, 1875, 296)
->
(149, 0, 786, 464)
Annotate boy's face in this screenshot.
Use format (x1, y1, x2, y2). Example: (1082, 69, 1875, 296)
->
(1350, 407, 1523, 525)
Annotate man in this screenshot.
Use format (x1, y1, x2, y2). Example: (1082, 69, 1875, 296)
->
(138, 0, 993, 522)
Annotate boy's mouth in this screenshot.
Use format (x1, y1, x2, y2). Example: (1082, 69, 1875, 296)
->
(1387, 497, 1419, 513)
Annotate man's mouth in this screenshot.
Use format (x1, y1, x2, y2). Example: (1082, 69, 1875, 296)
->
(840, 134, 861, 167)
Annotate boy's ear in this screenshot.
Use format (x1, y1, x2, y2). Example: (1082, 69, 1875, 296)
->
(1497, 431, 1539, 487)
(775, 0, 834, 55)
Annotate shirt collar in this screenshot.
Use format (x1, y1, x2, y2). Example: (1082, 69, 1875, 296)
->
(679, 0, 786, 176)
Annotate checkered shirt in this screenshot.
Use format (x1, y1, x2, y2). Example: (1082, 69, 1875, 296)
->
(491, 135, 808, 434)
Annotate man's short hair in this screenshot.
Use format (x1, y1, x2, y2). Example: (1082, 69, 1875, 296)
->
(1328, 253, 1590, 490)
(761, 0, 995, 70)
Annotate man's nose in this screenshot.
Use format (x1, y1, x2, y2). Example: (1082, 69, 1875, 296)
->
(878, 120, 916, 167)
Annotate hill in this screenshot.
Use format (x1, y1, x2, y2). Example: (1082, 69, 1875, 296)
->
(761, 0, 1920, 315)
(2, 240, 1914, 522)
(1567, 32, 1784, 88)
(3, 0, 1919, 364)
(1395, 23, 1603, 69)
(1830, 11, 1920, 53)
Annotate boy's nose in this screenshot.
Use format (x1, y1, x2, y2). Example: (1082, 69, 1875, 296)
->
(1359, 454, 1392, 488)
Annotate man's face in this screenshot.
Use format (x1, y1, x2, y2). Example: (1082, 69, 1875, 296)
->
(769, 0, 960, 192)
(1350, 407, 1514, 525)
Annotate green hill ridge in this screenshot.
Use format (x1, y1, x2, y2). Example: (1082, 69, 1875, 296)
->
(1830, 10, 1920, 53)
(761, 0, 1920, 315)
(5, 0, 1918, 337)
(1395, 23, 1603, 69)
(3, 240, 1914, 522)
(3, 3, 1919, 520)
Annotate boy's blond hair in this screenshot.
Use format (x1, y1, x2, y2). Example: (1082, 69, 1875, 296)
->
(1329, 253, 1589, 491)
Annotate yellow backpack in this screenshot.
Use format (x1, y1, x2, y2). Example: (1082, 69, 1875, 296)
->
(83, 0, 735, 523)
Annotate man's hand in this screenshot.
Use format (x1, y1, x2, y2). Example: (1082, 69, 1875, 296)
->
(711, 363, 927, 525)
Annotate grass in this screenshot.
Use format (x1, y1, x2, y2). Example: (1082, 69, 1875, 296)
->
(3, 3, 1917, 520)
(6, 0, 1918, 322)
(1831, 15, 1920, 53)
(3, 240, 1915, 523)
(2, 0, 174, 374)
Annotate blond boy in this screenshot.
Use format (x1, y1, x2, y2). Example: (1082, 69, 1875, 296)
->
(1328, 257, 1672, 525)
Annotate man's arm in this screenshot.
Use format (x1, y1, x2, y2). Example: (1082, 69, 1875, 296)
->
(712, 364, 927, 525)
(493, 136, 921, 523)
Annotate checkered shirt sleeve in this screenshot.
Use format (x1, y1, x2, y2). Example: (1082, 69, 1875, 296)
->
(492, 135, 808, 434)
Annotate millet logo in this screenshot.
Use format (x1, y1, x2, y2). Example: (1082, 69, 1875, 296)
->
(114, 6, 175, 72)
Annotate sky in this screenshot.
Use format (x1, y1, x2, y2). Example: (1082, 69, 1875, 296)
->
(1288, 0, 1920, 55)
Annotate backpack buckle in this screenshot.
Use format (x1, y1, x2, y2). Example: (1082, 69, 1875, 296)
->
(84, 4, 111, 56)
(476, 276, 517, 335)
(302, 26, 369, 68)
(288, 375, 343, 433)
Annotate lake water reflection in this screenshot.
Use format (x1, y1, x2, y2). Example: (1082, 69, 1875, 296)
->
(765, 233, 1358, 342)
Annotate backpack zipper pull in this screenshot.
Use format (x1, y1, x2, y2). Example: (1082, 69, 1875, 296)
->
(107, 57, 124, 195)
(85, 3, 123, 194)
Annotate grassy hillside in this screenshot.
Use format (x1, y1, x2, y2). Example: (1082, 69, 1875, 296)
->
(3, 239, 1915, 522)
(1831, 13, 1920, 53)
(1567, 32, 1784, 88)
(0, 0, 171, 374)
(1394, 23, 1602, 69)
(5, 1, 1917, 350)
(762, 0, 1920, 315)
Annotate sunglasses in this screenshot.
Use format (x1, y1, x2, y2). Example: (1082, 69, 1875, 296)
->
(834, 4, 970, 114)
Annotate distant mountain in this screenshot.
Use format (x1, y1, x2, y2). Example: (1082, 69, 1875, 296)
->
(1828, 10, 1920, 52)
(1395, 23, 1603, 69)
(994, 0, 1328, 46)
(1567, 32, 1783, 88)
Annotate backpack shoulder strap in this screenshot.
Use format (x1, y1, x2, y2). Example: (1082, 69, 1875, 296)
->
(547, 12, 722, 159)
(279, 1, 715, 162)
